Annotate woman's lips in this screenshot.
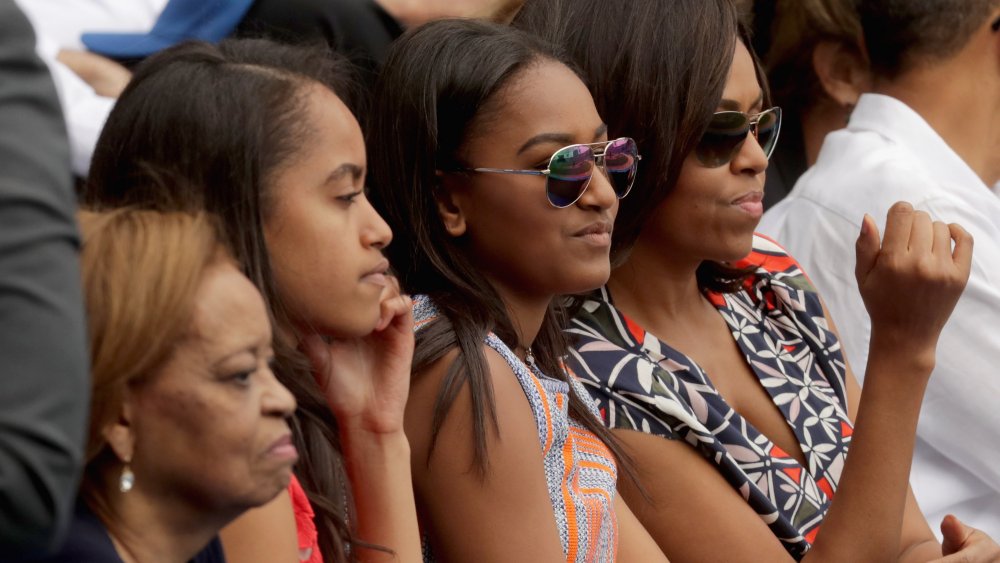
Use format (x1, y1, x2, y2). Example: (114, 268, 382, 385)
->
(268, 434, 299, 462)
(732, 191, 764, 218)
(573, 221, 613, 246)
(361, 259, 390, 286)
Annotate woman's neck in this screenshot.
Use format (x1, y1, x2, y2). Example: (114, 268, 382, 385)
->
(102, 487, 228, 563)
(607, 238, 710, 324)
(488, 281, 551, 360)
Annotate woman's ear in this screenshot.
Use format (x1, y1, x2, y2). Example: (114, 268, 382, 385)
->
(434, 171, 468, 237)
(101, 394, 137, 465)
(812, 40, 872, 107)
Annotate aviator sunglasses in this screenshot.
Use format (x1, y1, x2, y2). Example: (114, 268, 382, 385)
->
(695, 107, 782, 168)
(454, 137, 641, 208)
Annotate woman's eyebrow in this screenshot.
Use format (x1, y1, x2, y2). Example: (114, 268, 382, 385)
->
(325, 163, 364, 183)
(592, 123, 609, 142)
(517, 123, 610, 155)
(518, 133, 574, 155)
(718, 91, 765, 111)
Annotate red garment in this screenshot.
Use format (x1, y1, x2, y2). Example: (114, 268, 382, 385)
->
(288, 474, 322, 563)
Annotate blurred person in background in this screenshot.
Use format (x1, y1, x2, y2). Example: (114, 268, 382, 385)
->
(0, 0, 89, 556)
(747, 0, 871, 208)
(15, 0, 525, 178)
(762, 0, 1000, 541)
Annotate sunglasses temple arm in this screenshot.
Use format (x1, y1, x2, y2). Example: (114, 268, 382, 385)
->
(469, 167, 549, 176)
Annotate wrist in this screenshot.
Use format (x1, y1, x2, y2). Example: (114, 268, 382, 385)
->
(339, 424, 410, 455)
(867, 329, 938, 375)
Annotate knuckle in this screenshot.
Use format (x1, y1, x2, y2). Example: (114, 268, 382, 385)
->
(915, 258, 941, 279)
(878, 251, 903, 271)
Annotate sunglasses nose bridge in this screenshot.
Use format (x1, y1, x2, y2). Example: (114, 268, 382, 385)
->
(750, 116, 765, 141)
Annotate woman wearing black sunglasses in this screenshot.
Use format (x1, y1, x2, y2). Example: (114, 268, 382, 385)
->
(515, 0, 990, 561)
(367, 18, 667, 562)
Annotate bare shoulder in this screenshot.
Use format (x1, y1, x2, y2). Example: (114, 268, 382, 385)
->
(405, 343, 538, 472)
(404, 343, 565, 561)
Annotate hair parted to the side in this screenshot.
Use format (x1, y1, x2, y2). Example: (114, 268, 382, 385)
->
(84, 39, 363, 563)
(78, 207, 227, 525)
(367, 18, 635, 478)
(858, 0, 1000, 80)
(514, 0, 768, 292)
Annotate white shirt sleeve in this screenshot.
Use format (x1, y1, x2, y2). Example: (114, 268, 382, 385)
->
(794, 188, 1000, 498)
(34, 34, 115, 177)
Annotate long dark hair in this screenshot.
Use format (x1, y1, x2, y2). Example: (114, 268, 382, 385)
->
(367, 19, 633, 475)
(85, 39, 363, 563)
(515, 0, 769, 291)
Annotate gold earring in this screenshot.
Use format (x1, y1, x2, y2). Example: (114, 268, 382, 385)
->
(119, 464, 135, 493)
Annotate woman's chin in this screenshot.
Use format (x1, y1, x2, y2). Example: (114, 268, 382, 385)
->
(561, 268, 612, 296)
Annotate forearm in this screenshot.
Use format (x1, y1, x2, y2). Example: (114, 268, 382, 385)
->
(341, 428, 421, 563)
(897, 539, 942, 562)
(806, 340, 932, 562)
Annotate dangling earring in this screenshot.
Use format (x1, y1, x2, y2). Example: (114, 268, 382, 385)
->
(119, 464, 135, 493)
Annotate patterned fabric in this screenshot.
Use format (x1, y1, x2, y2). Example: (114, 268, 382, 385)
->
(413, 295, 619, 562)
(567, 234, 854, 560)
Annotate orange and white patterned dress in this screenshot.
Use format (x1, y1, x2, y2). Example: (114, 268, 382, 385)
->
(414, 295, 620, 562)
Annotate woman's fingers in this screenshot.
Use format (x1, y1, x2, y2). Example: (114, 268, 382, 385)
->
(881, 201, 915, 254)
(855, 213, 881, 284)
(376, 276, 402, 331)
(854, 202, 973, 355)
(940, 514, 975, 556)
(931, 220, 952, 261)
(376, 275, 412, 332)
(907, 209, 933, 255)
(949, 222, 974, 276)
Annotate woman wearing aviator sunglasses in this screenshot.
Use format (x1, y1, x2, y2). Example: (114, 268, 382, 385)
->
(516, 0, 984, 561)
(368, 18, 666, 562)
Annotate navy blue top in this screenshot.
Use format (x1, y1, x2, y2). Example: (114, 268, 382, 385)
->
(19, 500, 226, 562)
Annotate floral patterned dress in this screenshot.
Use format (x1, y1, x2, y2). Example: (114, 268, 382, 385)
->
(567, 234, 854, 559)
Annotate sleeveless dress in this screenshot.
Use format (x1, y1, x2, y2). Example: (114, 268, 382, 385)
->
(413, 295, 619, 562)
(566, 234, 854, 560)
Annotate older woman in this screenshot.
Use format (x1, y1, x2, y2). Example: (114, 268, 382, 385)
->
(33, 208, 297, 562)
(83, 39, 420, 563)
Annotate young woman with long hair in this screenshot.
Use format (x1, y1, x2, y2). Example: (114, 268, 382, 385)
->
(84, 40, 420, 563)
(367, 19, 667, 562)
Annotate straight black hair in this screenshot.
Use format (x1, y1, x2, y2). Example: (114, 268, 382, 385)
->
(367, 18, 635, 477)
(857, 0, 1000, 79)
(85, 39, 365, 563)
(515, 0, 769, 292)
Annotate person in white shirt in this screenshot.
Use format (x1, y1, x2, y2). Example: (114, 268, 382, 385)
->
(12, 1, 166, 177)
(761, 0, 1000, 541)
